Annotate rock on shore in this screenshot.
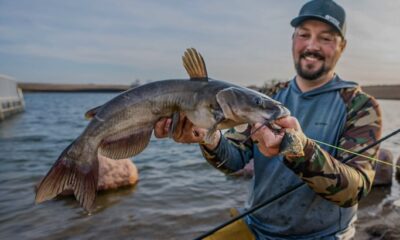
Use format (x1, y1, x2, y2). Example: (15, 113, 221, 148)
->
(36, 155, 139, 196)
(97, 155, 139, 191)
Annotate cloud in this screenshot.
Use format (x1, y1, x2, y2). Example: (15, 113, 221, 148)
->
(0, 0, 399, 85)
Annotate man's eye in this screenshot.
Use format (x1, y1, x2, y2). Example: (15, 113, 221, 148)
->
(297, 33, 309, 39)
(320, 35, 334, 42)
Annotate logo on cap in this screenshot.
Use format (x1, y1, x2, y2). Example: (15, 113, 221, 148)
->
(325, 15, 340, 27)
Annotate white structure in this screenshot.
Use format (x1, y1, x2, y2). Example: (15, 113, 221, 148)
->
(0, 75, 25, 120)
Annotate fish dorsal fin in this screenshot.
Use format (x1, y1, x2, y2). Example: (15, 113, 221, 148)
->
(182, 48, 208, 81)
(84, 105, 102, 120)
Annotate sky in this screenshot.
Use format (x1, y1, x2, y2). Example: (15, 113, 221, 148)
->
(0, 0, 399, 86)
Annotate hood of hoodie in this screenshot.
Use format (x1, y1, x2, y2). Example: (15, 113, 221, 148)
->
(291, 75, 358, 98)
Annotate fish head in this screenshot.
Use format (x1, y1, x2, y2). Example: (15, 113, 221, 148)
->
(216, 87, 290, 125)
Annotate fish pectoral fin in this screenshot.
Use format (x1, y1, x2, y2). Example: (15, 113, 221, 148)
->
(84, 105, 103, 120)
(204, 129, 219, 145)
(99, 126, 153, 159)
(204, 124, 220, 144)
(203, 111, 225, 144)
(182, 48, 208, 81)
(168, 112, 180, 138)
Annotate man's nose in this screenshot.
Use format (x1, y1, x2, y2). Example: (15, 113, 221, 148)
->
(306, 36, 321, 51)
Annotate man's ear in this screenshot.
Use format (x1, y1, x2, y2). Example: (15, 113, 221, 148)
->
(340, 38, 347, 52)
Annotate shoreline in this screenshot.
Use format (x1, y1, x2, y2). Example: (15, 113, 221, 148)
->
(18, 82, 400, 99)
(361, 85, 400, 100)
(18, 83, 133, 93)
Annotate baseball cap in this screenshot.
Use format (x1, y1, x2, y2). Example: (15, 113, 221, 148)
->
(290, 0, 346, 38)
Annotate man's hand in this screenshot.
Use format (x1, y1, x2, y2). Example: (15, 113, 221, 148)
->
(251, 116, 304, 157)
(154, 112, 221, 150)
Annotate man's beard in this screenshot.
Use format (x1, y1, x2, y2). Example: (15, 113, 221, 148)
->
(294, 51, 329, 81)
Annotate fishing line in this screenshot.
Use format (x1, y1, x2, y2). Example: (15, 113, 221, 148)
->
(193, 128, 400, 240)
(217, 124, 268, 168)
(311, 138, 400, 170)
(241, 123, 264, 143)
(244, 123, 399, 170)
(241, 121, 280, 144)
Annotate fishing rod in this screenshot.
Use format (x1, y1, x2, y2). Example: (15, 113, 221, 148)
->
(193, 128, 400, 240)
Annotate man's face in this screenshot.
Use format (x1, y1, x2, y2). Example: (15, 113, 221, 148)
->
(292, 20, 346, 81)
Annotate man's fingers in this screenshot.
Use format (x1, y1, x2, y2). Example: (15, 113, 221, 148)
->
(192, 128, 207, 141)
(155, 112, 207, 144)
(164, 118, 172, 133)
(177, 121, 198, 143)
(173, 116, 187, 140)
(154, 117, 171, 138)
(193, 130, 200, 137)
(253, 122, 264, 130)
(252, 123, 273, 140)
(173, 114, 203, 143)
(275, 116, 300, 130)
(251, 122, 286, 157)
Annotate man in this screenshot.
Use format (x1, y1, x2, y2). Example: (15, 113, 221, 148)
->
(155, 0, 382, 239)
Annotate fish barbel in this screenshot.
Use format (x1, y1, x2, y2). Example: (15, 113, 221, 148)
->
(35, 48, 290, 211)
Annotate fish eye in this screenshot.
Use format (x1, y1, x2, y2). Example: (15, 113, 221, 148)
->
(254, 97, 262, 106)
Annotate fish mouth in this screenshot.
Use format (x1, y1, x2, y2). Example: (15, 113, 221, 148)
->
(270, 104, 290, 120)
(267, 120, 283, 132)
(264, 105, 290, 132)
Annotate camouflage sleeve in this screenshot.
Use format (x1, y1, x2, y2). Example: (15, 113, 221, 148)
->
(283, 87, 382, 207)
(199, 125, 254, 174)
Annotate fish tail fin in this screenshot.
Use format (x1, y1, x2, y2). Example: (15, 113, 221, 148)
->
(35, 143, 99, 212)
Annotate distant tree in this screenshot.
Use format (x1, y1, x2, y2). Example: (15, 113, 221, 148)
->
(259, 78, 288, 95)
(131, 79, 141, 88)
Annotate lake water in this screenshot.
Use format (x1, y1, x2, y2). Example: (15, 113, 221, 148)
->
(0, 93, 399, 240)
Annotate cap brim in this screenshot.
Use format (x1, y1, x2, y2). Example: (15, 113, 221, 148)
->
(290, 15, 344, 38)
